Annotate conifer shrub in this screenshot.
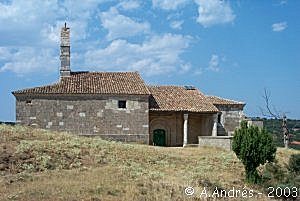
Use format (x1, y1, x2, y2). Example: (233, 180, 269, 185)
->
(232, 121, 277, 184)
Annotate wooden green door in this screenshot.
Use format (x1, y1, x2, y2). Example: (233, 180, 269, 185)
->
(153, 129, 166, 146)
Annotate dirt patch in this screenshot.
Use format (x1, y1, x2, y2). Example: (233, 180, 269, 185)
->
(0, 145, 34, 173)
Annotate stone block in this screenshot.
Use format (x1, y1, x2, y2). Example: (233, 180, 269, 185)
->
(67, 105, 74, 110)
(79, 112, 86, 117)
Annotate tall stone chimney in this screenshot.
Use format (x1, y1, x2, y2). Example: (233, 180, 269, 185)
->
(60, 23, 71, 77)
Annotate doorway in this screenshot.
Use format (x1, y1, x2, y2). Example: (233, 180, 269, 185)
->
(153, 129, 166, 146)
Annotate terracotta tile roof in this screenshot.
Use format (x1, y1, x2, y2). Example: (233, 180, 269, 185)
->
(206, 95, 245, 106)
(148, 86, 218, 113)
(13, 72, 150, 95)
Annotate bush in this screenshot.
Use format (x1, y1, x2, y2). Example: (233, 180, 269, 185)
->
(232, 121, 277, 184)
(261, 155, 300, 200)
(288, 154, 300, 174)
(262, 162, 286, 184)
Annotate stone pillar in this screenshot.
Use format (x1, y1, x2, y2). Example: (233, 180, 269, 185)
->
(212, 113, 218, 137)
(183, 113, 188, 147)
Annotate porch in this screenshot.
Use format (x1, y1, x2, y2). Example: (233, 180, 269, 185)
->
(149, 111, 233, 150)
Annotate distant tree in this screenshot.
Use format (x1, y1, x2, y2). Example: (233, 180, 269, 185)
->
(232, 121, 277, 184)
(259, 88, 290, 148)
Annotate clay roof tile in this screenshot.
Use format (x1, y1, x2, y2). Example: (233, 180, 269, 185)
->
(206, 95, 245, 106)
(148, 86, 218, 113)
(13, 72, 150, 95)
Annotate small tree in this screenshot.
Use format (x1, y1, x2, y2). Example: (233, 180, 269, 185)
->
(232, 121, 277, 184)
(260, 88, 290, 148)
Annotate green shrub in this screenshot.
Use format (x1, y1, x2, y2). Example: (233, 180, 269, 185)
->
(232, 121, 277, 184)
(262, 162, 286, 184)
(261, 155, 300, 200)
(288, 154, 300, 174)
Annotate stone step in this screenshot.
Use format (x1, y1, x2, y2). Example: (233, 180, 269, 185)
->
(184, 144, 199, 148)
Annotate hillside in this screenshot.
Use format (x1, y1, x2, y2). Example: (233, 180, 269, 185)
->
(0, 125, 299, 201)
(263, 118, 300, 150)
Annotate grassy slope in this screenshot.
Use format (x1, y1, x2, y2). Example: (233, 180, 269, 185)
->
(0, 125, 299, 201)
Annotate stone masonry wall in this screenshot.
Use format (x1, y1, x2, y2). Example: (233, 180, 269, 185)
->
(189, 113, 214, 143)
(198, 136, 233, 151)
(15, 94, 149, 144)
(217, 105, 244, 136)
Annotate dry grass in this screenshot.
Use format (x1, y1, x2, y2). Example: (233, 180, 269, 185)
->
(0, 124, 299, 201)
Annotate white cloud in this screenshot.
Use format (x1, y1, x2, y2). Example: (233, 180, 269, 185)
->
(194, 0, 235, 27)
(179, 63, 191, 73)
(47, 0, 108, 42)
(208, 54, 220, 72)
(0, 47, 11, 60)
(0, 1, 61, 46)
(0, 1, 192, 76)
(0, 47, 58, 75)
(117, 0, 140, 10)
(0, 0, 106, 46)
(272, 22, 287, 32)
(0, 0, 109, 75)
(194, 68, 203, 75)
(84, 33, 191, 75)
(41, 24, 61, 45)
(0, 0, 61, 26)
(100, 7, 151, 40)
(279, 0, 287, 5)
(170, 20, 184, 29)
(152, 0, 190, 10)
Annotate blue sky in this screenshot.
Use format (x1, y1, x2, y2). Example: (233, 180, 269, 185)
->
(0, 0, 299, 121)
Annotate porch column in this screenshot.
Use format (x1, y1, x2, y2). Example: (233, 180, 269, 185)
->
(183, 113, 188, 147)
(212, 113, 218, 137)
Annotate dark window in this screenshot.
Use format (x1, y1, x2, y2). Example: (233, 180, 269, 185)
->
(26, 100, 32, 104)
(118, 100, 126, 109)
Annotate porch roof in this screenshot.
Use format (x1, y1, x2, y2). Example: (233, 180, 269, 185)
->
(206, 95, 245, 106)
(148, 86, 218, 113)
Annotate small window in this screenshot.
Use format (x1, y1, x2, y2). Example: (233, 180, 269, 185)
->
(118, 100, 126, 109)
(26, 100, 32, 104)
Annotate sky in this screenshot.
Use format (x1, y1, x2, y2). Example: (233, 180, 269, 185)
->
(0, 0, 299, 121)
